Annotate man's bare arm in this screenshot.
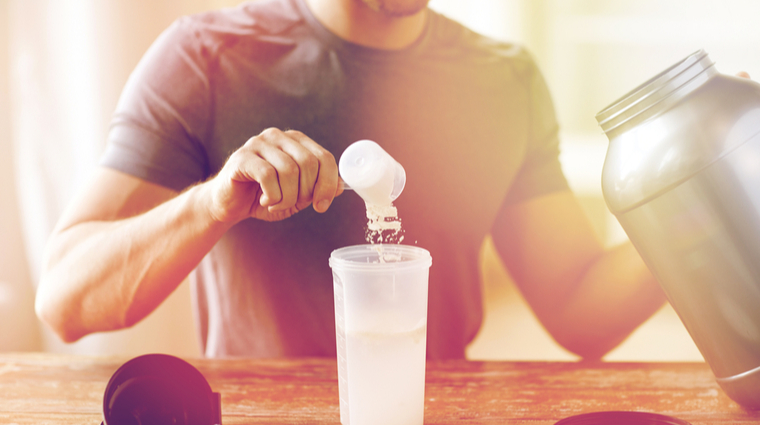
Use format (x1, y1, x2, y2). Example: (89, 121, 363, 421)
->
(491, 190, 666, 359)
(36, 128, 340, 342)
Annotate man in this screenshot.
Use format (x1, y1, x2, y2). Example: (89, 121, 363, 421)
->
(35, 0, 665, 359)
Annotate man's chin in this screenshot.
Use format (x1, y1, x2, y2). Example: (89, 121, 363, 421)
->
(361, 0, 430, 17)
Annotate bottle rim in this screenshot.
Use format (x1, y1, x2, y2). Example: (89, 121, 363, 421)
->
(329, 244, 432, 272)
(596, 49, 715, 135)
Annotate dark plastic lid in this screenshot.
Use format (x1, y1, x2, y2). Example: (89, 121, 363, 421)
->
(555, 411, 691, 425)
(101, 353, 222, 425)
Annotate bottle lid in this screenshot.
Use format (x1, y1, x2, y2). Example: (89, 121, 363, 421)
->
(596, 49, 716, 136)
(555, 411, 691, 425)
(101, 354, 222, 425)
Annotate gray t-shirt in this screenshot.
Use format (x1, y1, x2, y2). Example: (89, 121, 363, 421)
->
(101, 0, 568, 358)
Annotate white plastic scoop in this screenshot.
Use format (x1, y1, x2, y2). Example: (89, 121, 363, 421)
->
(338, 140, 406, 206)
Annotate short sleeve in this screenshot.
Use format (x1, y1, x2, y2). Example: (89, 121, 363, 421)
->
(503, 53, 569, 204)
(100, 17, 213, 192)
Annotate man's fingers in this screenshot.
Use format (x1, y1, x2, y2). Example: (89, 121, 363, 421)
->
(230, 128, 340, 215)
(286, 131, 339, 213)
(228, 153, 282, 207)
(280, 131, 322, 209)
(737, 71, 751, 79)
(254, 142, 302, 210)
(313, 153, 339, 213)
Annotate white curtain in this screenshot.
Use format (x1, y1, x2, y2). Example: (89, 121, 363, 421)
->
(3, 0, 242, 356)
(0, 0, 40, 352)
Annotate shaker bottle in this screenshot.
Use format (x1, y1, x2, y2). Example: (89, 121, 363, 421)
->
(329, 244, 432, 425)
(597, 49, 760, 409)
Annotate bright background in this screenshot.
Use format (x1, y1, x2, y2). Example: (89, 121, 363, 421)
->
(2, 0, 759, 359)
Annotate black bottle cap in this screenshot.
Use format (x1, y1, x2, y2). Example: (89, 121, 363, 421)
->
(555, 411, 691, 425)
(101, 353, 222, 425)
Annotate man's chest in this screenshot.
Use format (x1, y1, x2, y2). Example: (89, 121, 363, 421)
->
(207, 55, 530, 236)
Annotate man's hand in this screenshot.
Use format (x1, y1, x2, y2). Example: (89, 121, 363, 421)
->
(36, 127, 342, 342)
(206, 128, 341, 224)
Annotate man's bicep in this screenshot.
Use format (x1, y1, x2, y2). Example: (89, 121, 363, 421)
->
(490, 190, 604, 322)
(54, 167, 179, 234)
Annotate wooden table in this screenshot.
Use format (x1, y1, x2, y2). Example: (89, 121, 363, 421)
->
(1, 353, 759, 424)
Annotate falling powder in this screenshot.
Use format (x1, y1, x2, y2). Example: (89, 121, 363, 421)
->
(364, 202, 405, 263)
(365, 203, 404, 244)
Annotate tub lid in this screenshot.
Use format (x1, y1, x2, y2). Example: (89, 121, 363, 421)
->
(596, 49, 715, 135)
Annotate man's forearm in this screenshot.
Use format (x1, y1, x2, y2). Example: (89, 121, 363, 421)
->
(36, 129, 341, 343)
(36, 182, 231, 342)
(555, 242, 666, 358)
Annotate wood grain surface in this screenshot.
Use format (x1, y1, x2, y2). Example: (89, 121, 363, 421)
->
(1, 353, 759, 424)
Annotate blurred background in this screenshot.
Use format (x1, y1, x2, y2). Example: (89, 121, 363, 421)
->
(1, 0, 759, 360)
